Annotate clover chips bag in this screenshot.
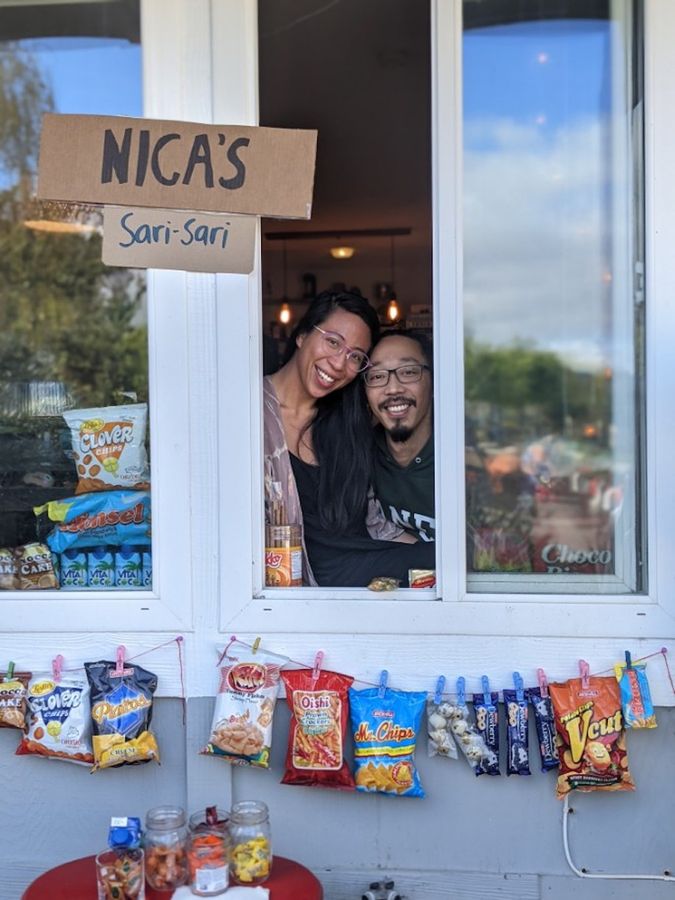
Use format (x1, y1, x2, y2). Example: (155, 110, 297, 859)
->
(550, 675, 635, 799)
(350, 685, 426, 798)
(17, 673, 94, 765)
(203, 644, 281, 768)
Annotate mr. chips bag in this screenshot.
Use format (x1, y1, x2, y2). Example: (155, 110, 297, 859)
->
(549, 675, 635, 799)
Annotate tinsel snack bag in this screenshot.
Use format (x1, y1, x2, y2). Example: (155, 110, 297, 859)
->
(36, 491, 151, 554)
(17, 672, 94, 765)
(550, 675, 635, 799)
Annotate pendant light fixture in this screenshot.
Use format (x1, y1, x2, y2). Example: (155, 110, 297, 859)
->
(386, 235, 401, 324)
(278, 240, 291, 325)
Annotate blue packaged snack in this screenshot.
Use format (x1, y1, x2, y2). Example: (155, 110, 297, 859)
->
(108, 816, 142, 849)
(60, 548, 88, 589)
(35, 491, 151, 554)
(350, 684, 426, 797)
(115, 545, 142, 588)
(614, 661, 657, 729)
(527, 686, 559, 771)
(472, 690, 500, 775)
(88, 547, 115, 588)
(503, 688, 530, 776)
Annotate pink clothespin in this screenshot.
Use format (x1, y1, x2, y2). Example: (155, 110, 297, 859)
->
(52, 654, 64, 681)
(537, 668, 549, 698)
(112, 645, 127, 678)
(311, 651, 324, 688)
(579, 659, 590, 690)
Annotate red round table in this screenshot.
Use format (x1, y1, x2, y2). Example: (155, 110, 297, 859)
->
(22, 854, 323, 899)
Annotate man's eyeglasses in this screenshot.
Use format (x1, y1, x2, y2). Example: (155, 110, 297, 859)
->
(363, 363, 430, 388)
(312, 326, 370, 372)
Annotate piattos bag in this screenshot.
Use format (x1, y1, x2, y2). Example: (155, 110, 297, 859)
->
(549, 675, 635, 799)
(17, 672, 94, 765)
(281, 668, 355, 790)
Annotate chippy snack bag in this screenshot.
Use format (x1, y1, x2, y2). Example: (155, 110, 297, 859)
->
(17, 673, 94, 765)
(63, 403, 150, 494)
(36, 491, 151, 554)
(0, 670, 31, 729)
(281, 668, 355, 790)
(614, 661, 657, 729)
(203, 643, 282, 768)
(550, 675, 635, 799)
(350, 684, 426, 797)
(85, 659, 160, 771)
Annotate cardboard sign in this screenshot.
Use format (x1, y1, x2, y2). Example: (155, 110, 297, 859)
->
(38, 113, 317, 219)
(102, 207, 256, 273)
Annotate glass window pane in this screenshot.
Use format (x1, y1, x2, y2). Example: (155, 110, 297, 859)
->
(0, 2, 149, 591)
(463, 1, 645, 593)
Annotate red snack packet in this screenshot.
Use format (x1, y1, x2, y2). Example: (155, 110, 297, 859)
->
(550, 675, 635, 799)
(281, 668, 355, 790)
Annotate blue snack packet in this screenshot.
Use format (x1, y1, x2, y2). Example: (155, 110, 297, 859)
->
(472, 691, 500, 775)
(614, 661, 657, 729)
(503, 688, 530, 776)
(36, 491, 151, 553)
(527, 686, 559, 771)
(108, 816, 142, 850)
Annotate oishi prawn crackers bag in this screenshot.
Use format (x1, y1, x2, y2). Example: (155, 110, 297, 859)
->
(203, 645, 281, 768)
(281, 668, 355, 790)
(549, 675, 635, 799)
(63, 403, 150, 494)
(17, 672, 94, 765)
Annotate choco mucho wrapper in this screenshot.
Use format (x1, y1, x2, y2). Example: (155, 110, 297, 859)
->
(472, 690, 500, 776)
(503, 687, 530, 776)
(527, 686, 559, 772)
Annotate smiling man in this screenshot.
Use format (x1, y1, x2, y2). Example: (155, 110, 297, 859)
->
(364, 331, 435, 542)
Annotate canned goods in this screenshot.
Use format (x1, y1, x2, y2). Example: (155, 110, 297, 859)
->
(265, 524, 302, 587)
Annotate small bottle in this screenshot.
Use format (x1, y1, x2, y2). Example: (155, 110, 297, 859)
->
(188, 807, 230, 896)
(144, 805, 189, 891)
(115, 544, 142, 588)
(229, 800, 272, 886)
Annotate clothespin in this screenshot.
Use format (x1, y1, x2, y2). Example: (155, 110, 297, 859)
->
(5, 661, 15, 681)
(513, 671, 525, 704)
(310, 650, 324, 688)
(252, 637, 261, 655)
(624, 650, 633, 670)
(537, 668, 549, 698)
(434, 675, 446, 705)
(456, 676, 466, 707)
(579, 659, 590, 690)
(52, 655, 64, 681)
(481, 675, 494, 709)
(112, 645, 127, 678)
(378, 669, 389, 698)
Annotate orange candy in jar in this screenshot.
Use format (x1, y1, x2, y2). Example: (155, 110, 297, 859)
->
(144, 806, 189, 891)
(187, 807, 230, 896)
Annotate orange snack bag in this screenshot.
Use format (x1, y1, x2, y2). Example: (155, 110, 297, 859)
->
(549, 675, 635, 799)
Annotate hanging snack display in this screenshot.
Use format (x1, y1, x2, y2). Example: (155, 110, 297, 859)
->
(426, 696, 459, 760)
(527, 686, 559, 772)
(549, 673, 635, 799)
(16, 670, 94, 765)
(85, 657, 160, 771)
(614, 657, 657, 729)
(473, 683, 500, 776)
(63, 403, 150, 495)
(0, 668, 31, 729)
(503, 683, 530, 776)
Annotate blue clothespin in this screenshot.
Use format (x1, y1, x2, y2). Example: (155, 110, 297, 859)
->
(378, 669, 389, 698)
(513, 671, 525, 704)
(481, 675, 494, 709)
(625, 650, 633, 670)
(456, 676, 466, 707)
(434, 675, 446, 705)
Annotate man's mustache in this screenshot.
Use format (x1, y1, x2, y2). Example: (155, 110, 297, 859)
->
(378, 395, 417, 412)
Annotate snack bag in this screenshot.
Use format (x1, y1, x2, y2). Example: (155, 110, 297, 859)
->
(14, 543, 58, 590)
(0, 548, 17, 590)
(16, 672, 94, 765)
(202, 643, 282, 768)
(503, 688, 530, 776)
(472, 691, 500, 775)
(350, 684, 426, 797)
(614, 661, 657, 729)
(527, 686, 559, 772)
(426, 698, 458, 759)
(63, 403, 150, 494)
(0, 670, 31, 729)
(281, 668, 354, 790)
(36, 491, 151, 554)
(445, 700, 492, 772)
(85, 659, 160, 770)
(549, 675, 635, 799)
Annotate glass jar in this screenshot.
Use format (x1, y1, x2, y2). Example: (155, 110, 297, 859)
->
(229, 800, 272, 886)
(187, 825, 230, 896)
(144, 805, 189, 891)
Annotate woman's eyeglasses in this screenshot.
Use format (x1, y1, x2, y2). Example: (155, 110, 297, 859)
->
(363, 363, 430, 388)
(312, 326, 370, 372)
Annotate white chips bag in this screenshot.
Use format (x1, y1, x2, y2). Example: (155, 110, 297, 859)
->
(63, 403, 150, 494)
(16, 673, 94, 765)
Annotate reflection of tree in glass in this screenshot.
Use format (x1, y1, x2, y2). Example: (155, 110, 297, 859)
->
(0, 44, 53, 184)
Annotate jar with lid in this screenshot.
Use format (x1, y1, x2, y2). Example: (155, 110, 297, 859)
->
(187, 808, 230, 897)
(144, 805, 189, 891)
(229, 800, 272, 886)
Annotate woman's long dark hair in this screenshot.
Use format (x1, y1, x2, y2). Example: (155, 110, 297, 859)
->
(282, 290, 380, 533)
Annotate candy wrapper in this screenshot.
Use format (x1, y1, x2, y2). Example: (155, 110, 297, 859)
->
(426, 698, 458, 759)
(443, 700, 492, 772)
(281, 668, 355, 790)
(503, 688, 530, 776)
(85, 659, 160, 771)
(202, 643, 282, 768)
(36, 491, 151, 554)
(16, 671, 94, 764)
(614, 661, 657, 729)
(527, 687, 559, 772)
(472, 691, 500, 775)
(550, 675, 635, 799)
(0, 670, 31, 729)
(350, 683, 426, 797)
(63, 403, 150, 494)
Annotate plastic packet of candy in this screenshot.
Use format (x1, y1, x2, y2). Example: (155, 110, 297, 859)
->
(426, 698, 458, 760)
(281, 667, 355, 790)
(503, 685, 530, 776)
(350, 675, 426, 797)
(63, 403, 150, 494)
(202, 640, 283, 768)
(0, 669, 31, 729)
(527, 686, 559, 772)
(35, 491, 151, 554)
(472, 686, 500, 776)
(85, 657, 160, 771)
(613, 659, 657, 729)
(16, 670, 94, 765)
